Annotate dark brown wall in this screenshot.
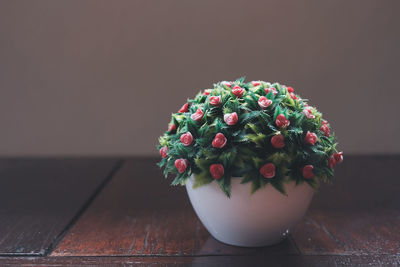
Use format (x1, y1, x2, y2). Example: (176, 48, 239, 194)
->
(0, 0, 399, 156)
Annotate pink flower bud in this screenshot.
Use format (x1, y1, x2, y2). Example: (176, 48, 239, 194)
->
(302, 165, 314, 179)
(320, 124, 330, 137)
(224, 112, 238, 126)
(265, 87, 278, 95)
(191, 108, 204, 121)
(178, 103, 189, 113)
(168, 124, 176, 132)
(271, 134, 285, 149)
(210, 164, 224, 179)
(209, 96, 221, 106)
(260, 163, 275, 178)
(303, 108, 315, 119)
(329, 156, 336, 169)
(334, 152, 343, 163)
(180, 132, 194, 146)
(304, 131, 318, 145)
(258, 96, 272, 109)
(232, 86, 245, 98)
(159, 146, 168, 158)
(175, 159, 189, 173)
(221, 81, 232, 87)
(275, 114, 290, 128)
(212, 133, 227, 148)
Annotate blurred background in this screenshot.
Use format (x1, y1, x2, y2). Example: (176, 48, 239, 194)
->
(0, 0, 399, 157)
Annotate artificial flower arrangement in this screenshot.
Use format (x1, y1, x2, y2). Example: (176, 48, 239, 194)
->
(157, 78, 343, 197)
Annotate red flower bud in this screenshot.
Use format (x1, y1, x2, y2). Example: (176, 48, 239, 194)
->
(287, 87, 294, 93)
(304, 131, 318, 145)
(320, 124, 330, 137)
(221, 81, 232, 87)
(224, 112, 238, 126)
(265, 87, 278, 95)
(302, 165, 314, 179)
(252, 81, 261, 86)
(329, 156, 336, 169)
(180, 132, 194, 146)
(209, 96, 221, 106)
(271, 134, 285, 149)
(175, 159, 189, 173)
(178, 103, 189, 113)
(275, 114, 290, 128)
(334, 152, 343, 163)
(203, 90, 210, 95)
(258, 96, 272, 109)
(290, 92, 298, 100)
(210, 164, 225, 180)
(209, 164, 224, 179)
(191, 108, 204, 121)
(302, 108, 315, 119)
(160, 146, 168, 158)
(260, 163, 275, 178)
(212, 133, 227, 148)
(232, 86, 245, 98)
(168, 124, 176, 132)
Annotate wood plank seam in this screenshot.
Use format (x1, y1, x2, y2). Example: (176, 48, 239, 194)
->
(288, 234, 303, 255)
(51, 156, 400, 258)
(42, 159, 124, 257)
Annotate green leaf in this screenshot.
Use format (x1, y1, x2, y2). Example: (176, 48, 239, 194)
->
(273, 105, 282, 120)
(241, 170, 257, 184)
(218, 147, 237, 166)
(236, 77, 245, 84)
(270, 178, 287, 195)
(193, 172, 213, 188)
(195, 157, 209, 169)
(187, 119, 199, 136)
(246, 133, 267, 147)
(246, 123, 261, 134)
(305, 177, 320, 191)
(267, 152, 290, 165)
(157, 159, 167, 168)
(252, 157, 264, 168)
(217, 176, 231, 197)
(240, 110, 261, 125)
(171, 172, 189, 186)
(232, 163, 252, 177)
(157, 78, 341, 197)
(250, 178, 261, 194)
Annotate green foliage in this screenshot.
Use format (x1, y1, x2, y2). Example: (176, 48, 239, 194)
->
(157, 79, 341, 197)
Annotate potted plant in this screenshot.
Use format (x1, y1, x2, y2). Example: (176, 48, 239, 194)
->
(157, 78, 343, 247)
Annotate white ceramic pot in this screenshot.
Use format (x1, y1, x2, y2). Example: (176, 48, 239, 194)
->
(186, 175, 314, 247)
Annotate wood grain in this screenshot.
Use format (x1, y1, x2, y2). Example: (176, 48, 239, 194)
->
(292, 155, 400, 255)
(0, 158, 120, 255)
(0, 156, 399, 266)
(2, 255, 400, 267)
(53, 156, 400, 257)
(52, 157, 298, 256)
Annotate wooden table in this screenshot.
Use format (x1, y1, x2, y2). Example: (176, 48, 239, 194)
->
(0, 156, 399, 266)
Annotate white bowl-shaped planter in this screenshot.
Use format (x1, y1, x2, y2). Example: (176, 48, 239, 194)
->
(186, 175, 314, 247)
